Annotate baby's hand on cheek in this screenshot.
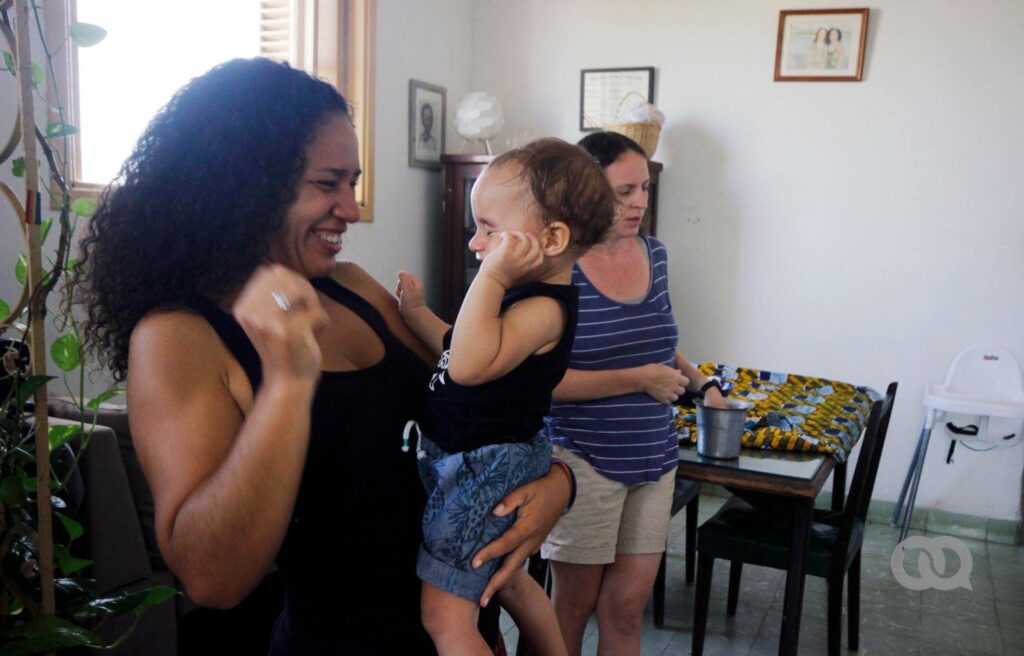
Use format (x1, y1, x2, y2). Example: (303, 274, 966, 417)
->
(481, 231, 544, 289)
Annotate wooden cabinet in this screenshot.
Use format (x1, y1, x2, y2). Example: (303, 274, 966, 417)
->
(439, 154, 663, 323)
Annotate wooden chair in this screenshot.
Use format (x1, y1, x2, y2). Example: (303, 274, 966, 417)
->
(691, 382, 897, 656)
(652, 478, 700, 628)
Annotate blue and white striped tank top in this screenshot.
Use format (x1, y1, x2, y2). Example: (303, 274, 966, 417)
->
(545, 236, 680, 485)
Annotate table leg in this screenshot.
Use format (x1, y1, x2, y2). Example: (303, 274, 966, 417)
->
(831, 462, 847, 511)
(779, 498, 814, 656)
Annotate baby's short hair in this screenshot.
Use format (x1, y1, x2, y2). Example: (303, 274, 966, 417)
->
(490, 138, 616, 250)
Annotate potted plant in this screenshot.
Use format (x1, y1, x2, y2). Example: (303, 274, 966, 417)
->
(1, 2, 175, 653)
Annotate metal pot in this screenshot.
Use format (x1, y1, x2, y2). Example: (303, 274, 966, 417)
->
(695, 398, 752, 459)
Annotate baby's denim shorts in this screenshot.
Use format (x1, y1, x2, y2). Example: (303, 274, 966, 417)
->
(415, 431, 551, 602)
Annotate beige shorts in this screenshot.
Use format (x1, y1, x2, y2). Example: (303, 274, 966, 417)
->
(541, 445, 675, 565)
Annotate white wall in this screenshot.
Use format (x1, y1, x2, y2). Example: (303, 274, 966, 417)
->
(470, 0, 1024, 520)
(341, 0, 475, 305)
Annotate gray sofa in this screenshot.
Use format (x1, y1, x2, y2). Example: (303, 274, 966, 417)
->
(49, 398, 178, 655)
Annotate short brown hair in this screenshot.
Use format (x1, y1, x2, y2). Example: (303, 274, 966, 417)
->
(490, 138, 615, 250)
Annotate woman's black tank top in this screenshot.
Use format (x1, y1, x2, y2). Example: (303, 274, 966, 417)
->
(190, 277, 437, 654)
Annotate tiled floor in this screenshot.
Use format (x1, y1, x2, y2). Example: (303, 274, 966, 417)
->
(500, 496, 1024, 655)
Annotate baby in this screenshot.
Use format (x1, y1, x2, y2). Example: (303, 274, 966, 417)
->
(397, 138, 616, 656)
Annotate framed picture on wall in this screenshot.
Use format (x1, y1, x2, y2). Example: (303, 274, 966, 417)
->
(409, 79, 446, 169)
(775, 8, 869, 81)
(579, 67, 655, 131)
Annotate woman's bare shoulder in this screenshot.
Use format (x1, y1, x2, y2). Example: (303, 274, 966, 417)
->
(129, 305, 253, 421)
(131, 306, 222, 356)
(329, 261, 435, 364)
(329, 261, 394, 310)
(129, 306, 239, 391)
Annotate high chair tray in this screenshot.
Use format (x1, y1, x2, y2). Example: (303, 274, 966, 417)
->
(924, 384, 1024, 418)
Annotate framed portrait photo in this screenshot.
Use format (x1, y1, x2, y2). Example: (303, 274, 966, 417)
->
(579, 67, 655, 132)
(775, 8, 869, 82)
(409, 79, 446, 169)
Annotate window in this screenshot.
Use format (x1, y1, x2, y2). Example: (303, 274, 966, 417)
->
(47, 0, 376, 220)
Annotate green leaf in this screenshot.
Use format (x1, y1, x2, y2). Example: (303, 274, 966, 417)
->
(55, 511, 85, 541)
(54, 544, 92, 576)
(87, 387, 124, 410)
(30, 62, 44, 87)
(2, 50, 13, 74)
(69, 22, 108, 48)
(48, 424, 83, 451)
(16, 374, 56, 407)
(0, 475, 26, 507)
(51, 333, 82, 371)
(76, 585, 178, 619)
(17, 468, 38, 492)
(12, 156, 24, 177)
(39, 217, 52, 243)
(0, 298, 9, 319)
(138, 585, 180, 610)
(71, 197, 97, 217)
(45, 122, 79, 139)
(15, 252, 26, 285)
(0, 615, 102, 655)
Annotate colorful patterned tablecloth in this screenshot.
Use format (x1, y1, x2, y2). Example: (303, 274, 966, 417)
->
(674, 363, 881, 462)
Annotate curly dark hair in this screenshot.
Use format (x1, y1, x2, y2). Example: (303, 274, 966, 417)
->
(490, 138, 616, 250)
(74, 58, 349, 381)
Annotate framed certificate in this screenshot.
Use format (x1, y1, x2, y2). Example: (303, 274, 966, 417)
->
(579, 67, 655, 132)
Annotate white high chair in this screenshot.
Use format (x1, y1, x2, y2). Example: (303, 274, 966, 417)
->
(890, 345, 1024, 540)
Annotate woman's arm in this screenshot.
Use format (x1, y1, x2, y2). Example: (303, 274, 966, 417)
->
(674, 350, 726, 408)
(129, 265, 325, 608)
(471, 464, 572, 607)
(553, 363, 688, 405)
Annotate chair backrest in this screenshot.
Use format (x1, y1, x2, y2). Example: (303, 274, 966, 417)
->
(943, 345, 1024, 403)
(838, 382, 898, 548)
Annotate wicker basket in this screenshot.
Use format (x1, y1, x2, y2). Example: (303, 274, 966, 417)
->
(604, 119, 661, 158)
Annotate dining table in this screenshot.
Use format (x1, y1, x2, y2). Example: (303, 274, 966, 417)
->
(676, 446, 844, 656)
(673, 362, 878, 656)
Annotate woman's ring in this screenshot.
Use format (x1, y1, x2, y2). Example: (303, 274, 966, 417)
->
(271, 291, 293, 312)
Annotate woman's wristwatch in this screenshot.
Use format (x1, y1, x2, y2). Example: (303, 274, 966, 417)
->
(698, 378, 723, 397)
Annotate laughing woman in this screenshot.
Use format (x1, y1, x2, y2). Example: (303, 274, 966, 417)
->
(74, 58, 571, 655)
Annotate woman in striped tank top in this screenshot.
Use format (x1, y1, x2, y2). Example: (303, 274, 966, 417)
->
(541, 132, 726, 656)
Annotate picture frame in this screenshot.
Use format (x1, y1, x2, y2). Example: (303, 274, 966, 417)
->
(774, 8, 869, 82)
(579, 67, 655, 132)
(409, 79, 446, 169)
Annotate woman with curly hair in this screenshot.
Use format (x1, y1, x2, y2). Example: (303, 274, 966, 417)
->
(75, 58, 571, 655)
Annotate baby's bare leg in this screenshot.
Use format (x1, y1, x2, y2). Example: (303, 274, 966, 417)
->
(421, 581, 492, 656)
(497, 568, 568, 656)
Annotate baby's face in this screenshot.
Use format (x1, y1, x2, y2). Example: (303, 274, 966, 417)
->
(468, 163, 544, 261)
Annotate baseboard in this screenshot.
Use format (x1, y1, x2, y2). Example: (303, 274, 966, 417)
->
(697, 484, 1022, 545)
